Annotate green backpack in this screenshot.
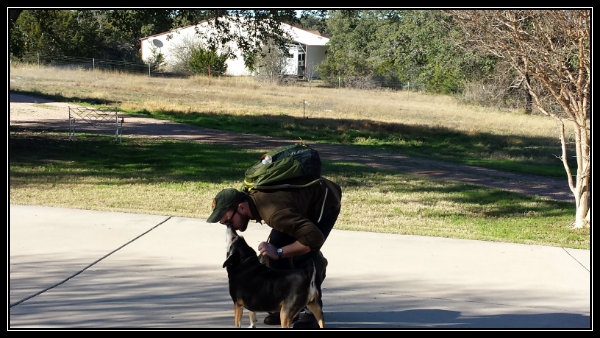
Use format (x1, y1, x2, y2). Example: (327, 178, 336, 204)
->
(242, 143, 322, 192)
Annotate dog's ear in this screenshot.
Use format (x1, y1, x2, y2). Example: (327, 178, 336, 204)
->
(223, 251, 237, 268)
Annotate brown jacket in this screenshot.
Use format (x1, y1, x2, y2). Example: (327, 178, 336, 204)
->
(247, 177, 341, 250)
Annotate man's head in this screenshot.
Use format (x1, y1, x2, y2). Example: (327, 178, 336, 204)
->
(207, 188, 250, 231)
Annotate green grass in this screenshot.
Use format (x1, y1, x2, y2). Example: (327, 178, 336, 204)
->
(9, 129, 587, 249)
(120, 107, 573, 178)
(11, 88, 573, 178)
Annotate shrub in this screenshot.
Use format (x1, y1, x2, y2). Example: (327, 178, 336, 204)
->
(187, 46, 228, 76)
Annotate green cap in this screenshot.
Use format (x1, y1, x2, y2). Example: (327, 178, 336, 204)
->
(207, 188, 247, 223)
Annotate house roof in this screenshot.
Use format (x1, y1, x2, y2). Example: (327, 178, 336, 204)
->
(140, 19, 329, 47)
(283, 23, 329, 46)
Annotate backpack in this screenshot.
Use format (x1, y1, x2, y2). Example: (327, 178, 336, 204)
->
(242, 143, 322, 192)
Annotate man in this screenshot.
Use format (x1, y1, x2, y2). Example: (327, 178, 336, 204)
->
(207, 177, 341, 328)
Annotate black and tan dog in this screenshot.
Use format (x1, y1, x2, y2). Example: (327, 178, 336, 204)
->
(223, 227, 325, 328)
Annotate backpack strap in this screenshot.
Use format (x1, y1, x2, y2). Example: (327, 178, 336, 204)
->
(317, 185, 329, 223)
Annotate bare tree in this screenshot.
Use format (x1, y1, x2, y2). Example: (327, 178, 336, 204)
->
(450, 10, 590, 228)
(254, 40, 289, 84)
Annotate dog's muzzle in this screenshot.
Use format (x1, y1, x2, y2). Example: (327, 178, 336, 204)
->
(226, 226, 239, 255)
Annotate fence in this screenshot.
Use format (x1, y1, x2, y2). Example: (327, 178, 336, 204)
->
(68, 106, 123, 143)
(15, 53, 185, 77)
(14, 53, 426, 90)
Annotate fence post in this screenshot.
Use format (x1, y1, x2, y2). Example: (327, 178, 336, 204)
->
(114, 106, 121, 143)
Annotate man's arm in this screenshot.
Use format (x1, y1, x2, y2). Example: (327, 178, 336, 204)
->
(258, 240, 311, 260)
(268, 208, 325, 250)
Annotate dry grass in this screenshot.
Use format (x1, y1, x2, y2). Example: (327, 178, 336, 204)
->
(10, 64, 560, 139)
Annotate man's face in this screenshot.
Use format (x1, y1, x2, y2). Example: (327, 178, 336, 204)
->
(219, 206, 249, 232)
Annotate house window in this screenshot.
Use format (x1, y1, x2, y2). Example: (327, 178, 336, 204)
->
(297, 44, 306, 77)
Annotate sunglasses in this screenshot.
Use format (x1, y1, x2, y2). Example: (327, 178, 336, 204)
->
(221, 208, 238, 227)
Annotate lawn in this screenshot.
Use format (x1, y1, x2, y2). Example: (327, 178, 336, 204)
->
(9, 130, 587, 249)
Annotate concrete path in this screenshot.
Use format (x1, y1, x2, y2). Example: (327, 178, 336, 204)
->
(9, 205, 590, 329)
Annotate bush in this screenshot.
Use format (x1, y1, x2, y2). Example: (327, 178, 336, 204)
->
(187, 46, 228, 76)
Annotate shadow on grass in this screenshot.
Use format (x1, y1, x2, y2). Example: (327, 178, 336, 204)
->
(323, 160, 572, 220)
(9, 129, 260, 185)
(128, 109, 573, 178)
(11, 89, 573, 177)
(10, 129, 572, 219)
(11, 89, 113, 106)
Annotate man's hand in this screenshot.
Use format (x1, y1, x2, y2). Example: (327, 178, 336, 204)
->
(258, 242, 278, 260)
(258, 240, 311, 260)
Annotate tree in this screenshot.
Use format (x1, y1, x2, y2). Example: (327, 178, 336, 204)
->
(318, 10, 380, 87)
(195, 10, 297, 70)
(298, 10, 330, 36)
(319, 10, 492, 93)
(450, 10, 590, 228)
(11, 10, 104, 58)
(254, 40, 289, 83)
(10, 9, 175, 61)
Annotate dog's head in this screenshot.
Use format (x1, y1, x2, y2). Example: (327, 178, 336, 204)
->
(223, 226, 257, 268)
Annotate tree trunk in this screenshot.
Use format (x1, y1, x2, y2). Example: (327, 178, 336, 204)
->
(524, 73, 532, 114)
(574, 196, 590, 228)
(559, 120, 590, 228)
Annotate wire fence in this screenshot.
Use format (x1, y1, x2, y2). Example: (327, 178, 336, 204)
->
(13, 52, 425, 89)
(14, 53, 187, 78)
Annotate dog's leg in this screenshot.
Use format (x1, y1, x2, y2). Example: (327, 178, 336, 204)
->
(280, 309, 292, 328)
(248, 311, 257, 328)
(306, 302, 325, 328)
(234, 302, 244, 328)
(303, 261, 325, 328)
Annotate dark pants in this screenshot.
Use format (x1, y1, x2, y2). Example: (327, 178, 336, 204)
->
(267, 202, 340, 309)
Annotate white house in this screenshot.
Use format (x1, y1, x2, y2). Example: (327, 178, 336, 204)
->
(140, 19, 329, 78)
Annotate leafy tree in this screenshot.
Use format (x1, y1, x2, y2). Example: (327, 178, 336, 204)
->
(298, 10, 330, 36)
(11, 10, 104, 58)
(101, 9, 174, 60)
(10, 9, 174, 61)
(318, 10, 377, 87)
(319, 10, 492, 93)
(188, 10, 297, 70)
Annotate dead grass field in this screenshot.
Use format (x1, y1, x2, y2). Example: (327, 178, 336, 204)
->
(10, 64, 561, 140)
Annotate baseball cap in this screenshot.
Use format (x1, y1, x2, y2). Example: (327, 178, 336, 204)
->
(207, 188, 247, 223)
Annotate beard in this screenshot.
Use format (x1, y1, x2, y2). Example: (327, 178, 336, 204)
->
(236, 214, 250, 232)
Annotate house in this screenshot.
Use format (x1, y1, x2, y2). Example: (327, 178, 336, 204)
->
(140, 19, 329, 78)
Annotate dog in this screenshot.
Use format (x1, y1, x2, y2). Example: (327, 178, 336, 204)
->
(223, 226, 325, 328)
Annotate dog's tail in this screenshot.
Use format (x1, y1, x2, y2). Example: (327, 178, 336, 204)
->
(308, 261, 318, 303)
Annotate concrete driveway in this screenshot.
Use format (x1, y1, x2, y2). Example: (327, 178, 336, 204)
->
(9, 205, 590, 329)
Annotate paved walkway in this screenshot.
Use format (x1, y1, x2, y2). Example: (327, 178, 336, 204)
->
(9, 205, 590, 329)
